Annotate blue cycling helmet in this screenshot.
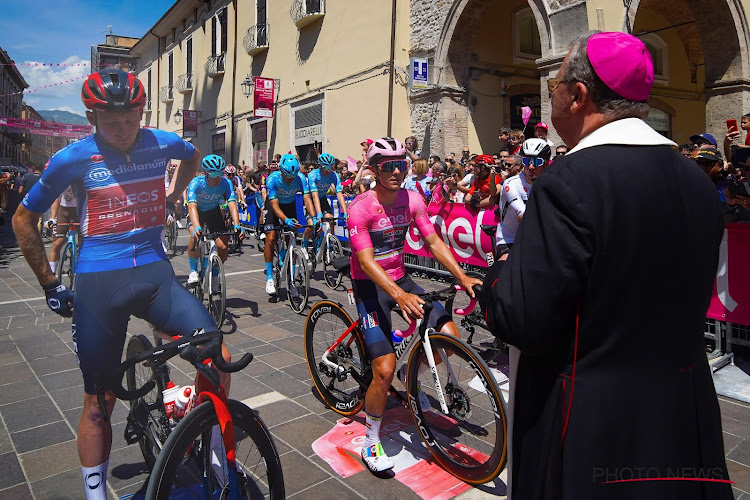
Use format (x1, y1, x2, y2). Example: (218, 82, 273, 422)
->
(201, 154, 226, 175)
(279, 154, 300, 177)
(318, 153, 336, 168)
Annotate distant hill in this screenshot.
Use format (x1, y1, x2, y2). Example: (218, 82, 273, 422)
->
(38, 110, 88, 126)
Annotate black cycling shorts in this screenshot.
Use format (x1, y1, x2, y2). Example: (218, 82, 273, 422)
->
(352, 275, 451, 360)
(262, 200, 297, 233)
(188, 206, 226, 234)
(72, 259, 218, 394)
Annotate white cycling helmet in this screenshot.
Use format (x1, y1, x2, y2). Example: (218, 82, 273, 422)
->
(521, 138, 552, 159)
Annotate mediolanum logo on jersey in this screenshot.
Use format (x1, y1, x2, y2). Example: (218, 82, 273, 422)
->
(112, 159, 167, 175)
(89, 167, 111, 182)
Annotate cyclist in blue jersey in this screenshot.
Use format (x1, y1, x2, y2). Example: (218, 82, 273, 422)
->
(11, 69, 231, 500)
(307, 152, 348, 222)
(262, 153, 315, 294)
(186, 154, 241, 284)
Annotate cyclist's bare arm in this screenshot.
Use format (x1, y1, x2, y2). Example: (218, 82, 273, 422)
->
(355, 247, 424, 321)
(13, 206, 56, 286)
(187, 202, 201, 232)
(227, 199, 240, 227)
(423, 232, 482, 297)
(167, 148, 201, 204)
(336, 192, 348, 216)
(312, 195, 323, 215)
(302, 193, 315, 221)
(49, 196, 61, 222)
(270, 198, 288, 222)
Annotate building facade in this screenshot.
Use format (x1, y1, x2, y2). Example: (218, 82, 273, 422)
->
(0, 47, 29, 165)
(126, 0, 750, 163)
(20, 103, 48, 168)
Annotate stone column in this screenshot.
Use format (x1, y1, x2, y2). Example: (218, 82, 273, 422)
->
(705, 81, 750, 147)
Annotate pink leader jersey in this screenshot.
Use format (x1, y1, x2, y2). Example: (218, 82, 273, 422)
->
(346, 189, 436, 280)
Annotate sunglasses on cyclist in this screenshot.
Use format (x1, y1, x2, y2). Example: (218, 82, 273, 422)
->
(378, 160, 408, 173)
(521, 157, 548, 168)
(207, 171, 223, 178)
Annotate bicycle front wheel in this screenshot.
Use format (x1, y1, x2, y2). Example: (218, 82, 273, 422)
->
(207, 253, 226, 327)
(146, 399, 285, 500)
(288, 247, 309, 313)
(304, 301, 367, 416)
(57, 241, 75, 291)
(322, 234, 344, 290)
(407, 332, 507, 484)
(125, 334, 169, 470)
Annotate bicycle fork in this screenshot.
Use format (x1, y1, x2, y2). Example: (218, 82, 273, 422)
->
(420, 326, 458, 415)
(198, 391, 243, 499)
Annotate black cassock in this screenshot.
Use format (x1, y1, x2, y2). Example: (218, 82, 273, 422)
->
(481, 141, 733, 499)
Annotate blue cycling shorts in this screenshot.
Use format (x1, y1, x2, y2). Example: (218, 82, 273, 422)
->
(352, 275, 451, 361)
(72, 259, 218, 394)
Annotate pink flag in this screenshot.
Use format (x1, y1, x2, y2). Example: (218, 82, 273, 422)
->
(346, 156, 358, 172)
(521, 106, 532, 127)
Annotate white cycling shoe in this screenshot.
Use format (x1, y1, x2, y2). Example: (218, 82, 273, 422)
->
(187, 271, 200, 285)
(265, 278, 276, 295)
(361, 442, 394, 473)
(398, 365, 431, 411)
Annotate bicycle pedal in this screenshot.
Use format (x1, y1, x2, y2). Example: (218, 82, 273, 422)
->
(124, 416, 142, 445)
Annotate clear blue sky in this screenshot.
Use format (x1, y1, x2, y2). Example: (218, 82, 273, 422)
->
(0, 0, 176, 116)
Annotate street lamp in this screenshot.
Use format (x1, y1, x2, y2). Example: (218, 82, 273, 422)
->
(174, 109, 182, 124)
(241, 76, 253, 98)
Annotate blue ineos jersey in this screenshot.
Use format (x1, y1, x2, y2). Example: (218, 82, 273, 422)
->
(186, 175, 236, 211)
(22, 129, 196, 273)
(266, 170, 309, 204)
(308, 169, 342, 196)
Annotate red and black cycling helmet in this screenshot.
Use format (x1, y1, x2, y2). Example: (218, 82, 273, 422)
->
(81, 69, 146, 112)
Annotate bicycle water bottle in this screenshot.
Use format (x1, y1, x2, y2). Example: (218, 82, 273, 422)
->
(162, 382, 181, 420)
(173, 385, 196, 419)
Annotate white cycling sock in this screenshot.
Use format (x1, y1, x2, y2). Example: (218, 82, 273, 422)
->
(363, 411, 383, 449)
(81, 460, 108, 500)
(49, 261, 58, 273)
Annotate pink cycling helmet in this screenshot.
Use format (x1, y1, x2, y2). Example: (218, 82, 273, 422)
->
(366, 137, 406, 164)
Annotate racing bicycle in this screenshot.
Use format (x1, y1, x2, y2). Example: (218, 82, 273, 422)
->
(304, 263, 508, 485)
(56, 222, 80, 291)
(270, 224, 309, 314)
(187, 231, 228, 327)
(306, 216, 345, 290)
(114, 330, 284, 499)
(164, 209, 178, 256)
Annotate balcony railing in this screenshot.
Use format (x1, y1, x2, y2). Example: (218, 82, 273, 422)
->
(205, 53, 226, 78)
(176, 73, 193, 93)
(291, 0, 325, 29)
(243, 23, 270, 55)
(159, 86, 174, 103)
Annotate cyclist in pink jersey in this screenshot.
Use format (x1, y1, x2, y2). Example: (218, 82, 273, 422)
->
(346, 137, 482, 474)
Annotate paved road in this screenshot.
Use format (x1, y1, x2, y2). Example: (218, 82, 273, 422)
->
(0, 222, 748, 499)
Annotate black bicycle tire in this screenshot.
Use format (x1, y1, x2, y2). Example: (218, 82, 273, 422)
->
(207, 253, 226, 327)
(169, 220, 178, 255)
(406, 332, 507, 484)
(288, 247, 309, 313)
(145, 399, 285, 500)
(125, 334, 169, 471)
(57, 241, 75, 291)
(322, 234, 344, 290)
(304, 300, 367, 416)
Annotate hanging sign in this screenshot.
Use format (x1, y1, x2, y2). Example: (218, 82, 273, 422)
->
(254, 77, 275, 118)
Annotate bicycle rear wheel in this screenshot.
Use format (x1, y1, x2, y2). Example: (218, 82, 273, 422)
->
(57, 241, 75, 291)
(406, 332, 507, 484)
(125, 334, 170, 470)
(165, 219, 177, 255)
(207, 254, 226, 327)
(146, 399, 285, 500)
(304, 301, 368, 416)
(288, 247, 309, 314)
(322, 234, 344, 290)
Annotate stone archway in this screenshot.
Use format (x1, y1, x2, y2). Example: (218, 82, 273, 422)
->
(625, 0, 750, 141)
(409, 0, 553, 157)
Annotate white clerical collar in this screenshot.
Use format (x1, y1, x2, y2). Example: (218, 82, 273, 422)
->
(566, 117, 676, 155)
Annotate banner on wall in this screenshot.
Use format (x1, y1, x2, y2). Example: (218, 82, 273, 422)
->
(0, 116, 91, 139)
(182, 110, 199, 138)
(253, 77, 275, 118)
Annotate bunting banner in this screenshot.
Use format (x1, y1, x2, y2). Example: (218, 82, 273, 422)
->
(0, 117, 92, 139)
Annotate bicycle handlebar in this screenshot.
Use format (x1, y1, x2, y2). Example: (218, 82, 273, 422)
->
(110, 331, 253, 401)
(392, 283, 481, 339)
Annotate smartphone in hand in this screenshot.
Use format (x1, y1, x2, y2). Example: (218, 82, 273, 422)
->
(728, 119, 739, 134)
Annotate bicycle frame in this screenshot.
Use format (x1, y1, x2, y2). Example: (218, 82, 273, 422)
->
(312, 219, 339, 265)
(275, 227, 297, 291)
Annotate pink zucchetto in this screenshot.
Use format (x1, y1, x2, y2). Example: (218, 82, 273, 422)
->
(587, 32, 654, 102)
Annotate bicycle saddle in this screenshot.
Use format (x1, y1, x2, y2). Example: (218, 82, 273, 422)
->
(332, 256, 350, 274)
(480, 224, 497, 236)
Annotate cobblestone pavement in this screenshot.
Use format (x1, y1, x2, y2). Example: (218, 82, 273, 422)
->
(0, 222, 748, 499)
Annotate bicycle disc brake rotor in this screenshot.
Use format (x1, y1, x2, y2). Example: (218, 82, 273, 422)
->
(445, 383, 472, 420)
